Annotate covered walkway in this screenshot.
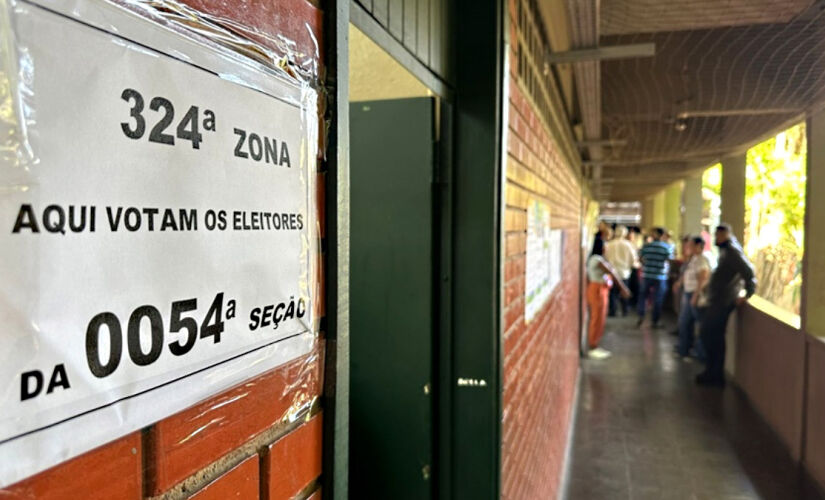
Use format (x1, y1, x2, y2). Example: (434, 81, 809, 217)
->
(564, 315, 823, 500)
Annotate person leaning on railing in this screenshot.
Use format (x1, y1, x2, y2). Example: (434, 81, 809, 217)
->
(695, 224, 756, 387)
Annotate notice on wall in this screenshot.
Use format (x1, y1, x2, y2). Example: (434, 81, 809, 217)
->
(525, 199, 565, 323)
(0, 0, 318, 486)
(525, 200, 552, 322)
(547, 229, 564, 295)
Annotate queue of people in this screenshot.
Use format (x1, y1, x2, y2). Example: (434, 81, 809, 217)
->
(585, 222, 756, 387)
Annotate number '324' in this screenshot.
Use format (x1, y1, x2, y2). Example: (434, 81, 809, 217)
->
(120, 88, 216, 149)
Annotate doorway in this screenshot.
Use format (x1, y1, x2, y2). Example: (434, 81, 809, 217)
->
(348, 24, 444, 500)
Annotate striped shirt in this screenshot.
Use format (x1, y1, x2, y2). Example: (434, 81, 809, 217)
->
(640, 240, 673, 280)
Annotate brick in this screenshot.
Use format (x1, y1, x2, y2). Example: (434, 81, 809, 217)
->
(505, 255, 526, 282)
(190, 455, 259, 500)
(262, 414, 322, 500)
(178, 0, 324, 71)
(146, 351, 322, 494)
(502, 13, 583, 500)
(504, 276, 524, 306)
(505, 183, 529, 209)
(505, 233, 526, 257)
(504, 298, 524, 332)
(505, 207, 527, 232)
(5, 433, 141, 500)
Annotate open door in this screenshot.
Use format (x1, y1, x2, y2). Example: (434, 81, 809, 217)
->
(349, 97, 437, 499)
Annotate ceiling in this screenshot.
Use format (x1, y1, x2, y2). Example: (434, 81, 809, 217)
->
(585, 0, 825, 200)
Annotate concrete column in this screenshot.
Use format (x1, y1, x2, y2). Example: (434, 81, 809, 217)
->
(682, 175, 703, 236)
(805, 110, 825, 336)
(721, 154, 747, 240)
(664, 181, 683, 239)
(642, 197, 654, 229)
(720, 154, 747, 375)
(652, 190, 666, 227)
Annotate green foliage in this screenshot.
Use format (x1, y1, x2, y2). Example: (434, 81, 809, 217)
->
(702, 163, 723, 231)
(744, 123, 806, 314)
(703, 163, 722, 197)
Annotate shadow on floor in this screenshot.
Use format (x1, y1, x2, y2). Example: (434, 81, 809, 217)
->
(563, 314, 824, 500)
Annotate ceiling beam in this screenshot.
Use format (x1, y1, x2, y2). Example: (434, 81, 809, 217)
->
(602, 161, 712, 178)
(546, 43, 655, 64)
(576, 139, 628, 148)
(605, 108, 801, 121)
(677, 108, 801, 119)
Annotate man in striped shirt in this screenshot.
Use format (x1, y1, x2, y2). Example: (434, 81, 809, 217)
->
(636, 227, 674, 328)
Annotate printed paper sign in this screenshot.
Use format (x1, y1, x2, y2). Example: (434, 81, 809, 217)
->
(525, 199, 552, 322)
(0, 0, 318, 486)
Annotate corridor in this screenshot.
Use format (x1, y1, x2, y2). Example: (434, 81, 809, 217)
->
(564, 315, 823, 500)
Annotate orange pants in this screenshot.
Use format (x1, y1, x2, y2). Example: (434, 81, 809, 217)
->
(587, 281, 610, 349)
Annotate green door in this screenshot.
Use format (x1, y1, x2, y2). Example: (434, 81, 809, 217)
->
(349, 97, 436, 499)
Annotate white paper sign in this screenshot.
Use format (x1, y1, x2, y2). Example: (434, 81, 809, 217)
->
(547, 229, 564, 294)
(0, 0, 318, 486)
(525, 199, 551, 322)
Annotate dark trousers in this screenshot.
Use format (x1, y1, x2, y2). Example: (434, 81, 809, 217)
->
(699, 304, 736, 381)
(637, 277, 667, 323)
(608, 278, 631, 316)
(628, 269, 640, 306)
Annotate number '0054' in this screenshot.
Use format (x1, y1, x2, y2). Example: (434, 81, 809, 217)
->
(120, 88, 216, 148)
(85, 293, 235, 378)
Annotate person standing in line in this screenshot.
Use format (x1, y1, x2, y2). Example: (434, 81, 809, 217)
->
(701, 225, 713, 253)
(587, 238, 631, 359)
(627, 227, 642, 307)
(636, 227, 674, 328)
(696, 224, 756, 386)
(663, 230, 673, 247)
(669, 236, 693, 337)
(605, 225, 637, 317)
(675, 236, 712, 360)
(593, 220, 610, 251)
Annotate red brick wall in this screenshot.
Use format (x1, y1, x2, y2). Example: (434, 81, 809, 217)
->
(501, 6, 583, 498)
(3, 1, 325, 498)
(5, 350, 323, 500)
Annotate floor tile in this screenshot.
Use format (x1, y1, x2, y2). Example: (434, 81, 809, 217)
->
(562, 314, 824, 500)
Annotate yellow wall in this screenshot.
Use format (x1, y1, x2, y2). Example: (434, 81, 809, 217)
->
(349, 25, 430, 102)
(652, 190, 666, 228)
(664, 181, 683, 239)
(807, 111, 825, 336)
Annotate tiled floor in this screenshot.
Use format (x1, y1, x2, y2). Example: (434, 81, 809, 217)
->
(563, 314, 824, 500)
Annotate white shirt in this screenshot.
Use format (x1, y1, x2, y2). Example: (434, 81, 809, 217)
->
(587, 255, 609, 283)
(605, 238, 637, 280)
(684, 252, 712, 293)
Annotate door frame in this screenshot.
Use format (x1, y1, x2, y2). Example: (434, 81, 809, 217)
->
(450, 1, 506, 498)
(323, 1, 507, 498)
(322, 1, 350, 499)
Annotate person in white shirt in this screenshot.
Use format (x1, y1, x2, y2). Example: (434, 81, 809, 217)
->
(587, 238, 631, 360)
(675, 236, 713, 359)
(605, 226, 638, 317)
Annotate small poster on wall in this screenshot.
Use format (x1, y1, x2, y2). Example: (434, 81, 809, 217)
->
(525, 199, 565, 323)
(525, 199, 551, 322)
(547, 229, 564, 294)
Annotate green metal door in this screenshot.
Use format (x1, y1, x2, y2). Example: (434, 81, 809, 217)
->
(349, 97, 436, 499)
